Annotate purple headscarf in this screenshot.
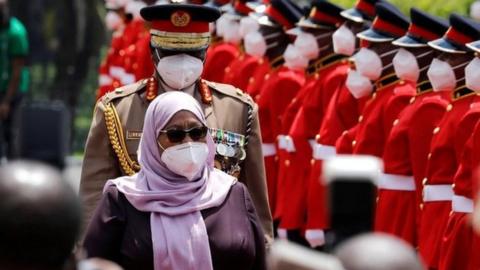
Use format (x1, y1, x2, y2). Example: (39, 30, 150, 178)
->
(105, 91, 235, 270)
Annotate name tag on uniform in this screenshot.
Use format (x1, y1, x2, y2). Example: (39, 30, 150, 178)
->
(126, 130, 143, 140)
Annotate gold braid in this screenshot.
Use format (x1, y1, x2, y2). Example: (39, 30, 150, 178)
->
(104, 103, 141, 175)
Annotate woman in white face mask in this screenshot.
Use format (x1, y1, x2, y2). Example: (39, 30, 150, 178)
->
(83, 91, 266, 270)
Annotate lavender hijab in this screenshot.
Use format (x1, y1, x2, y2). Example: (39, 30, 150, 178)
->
(105, 91, 236, 270)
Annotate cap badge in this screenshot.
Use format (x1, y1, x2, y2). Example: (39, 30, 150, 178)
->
(171, 11, 191, 27)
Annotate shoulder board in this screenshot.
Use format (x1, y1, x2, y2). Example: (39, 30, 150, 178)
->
(101, 79, 147, 105)
(202, 80, 254, 106)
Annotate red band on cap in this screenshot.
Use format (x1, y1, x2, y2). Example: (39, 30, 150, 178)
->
(151, 21, 209, 33)
(408, 24, 440, 41)
(234, 0, 253, 15)
(310, 7, 343, 25)
(372, 18, 407, 38)
(355, 0, 375, 18)
(445, 27, 474, 45)
(266, 5, 293, 29)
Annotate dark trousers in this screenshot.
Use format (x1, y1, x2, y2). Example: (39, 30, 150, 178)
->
(0, 93, 24, 158)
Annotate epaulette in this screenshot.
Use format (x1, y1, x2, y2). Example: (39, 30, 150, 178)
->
(202, 79, 254, 106)
(101, 79, 148, 106)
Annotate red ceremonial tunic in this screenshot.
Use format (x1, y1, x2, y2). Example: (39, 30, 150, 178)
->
(96, 31, 125, 100)
(202, 42, 240, 83)
(277, 57, 349, 232)
(437, 101, 480, 270)
(418, 87, 478, 269)
(273, 73, 320, 220)
(256, 66, 306, 220)
(223, 53, 265, 91)
(376, 82, 450, 246)
(305, 63, 364, 235)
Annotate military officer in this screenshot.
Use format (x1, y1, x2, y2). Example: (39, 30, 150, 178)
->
(417, 14, 480, 270)
(305, 0, 381, 251)
(375, 8, 449, 246)
(80, 3, 273, 243)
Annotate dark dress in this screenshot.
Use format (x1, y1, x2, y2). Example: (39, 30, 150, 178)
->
(83, 182, 266, 270)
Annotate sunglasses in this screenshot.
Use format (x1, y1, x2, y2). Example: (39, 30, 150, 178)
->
(159, 126, 208, 143)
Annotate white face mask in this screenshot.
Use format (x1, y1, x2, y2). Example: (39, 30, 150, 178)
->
(222, 19, 241, 44)
(393, 49, 433, 83)
(353, 48, 383, 81)
(427, 58, 462, 92)
(160, 142, 209, 181)
(215, 14, 229, 37)
(239, 17, 260, 38)
(465, 57, 480, 93)
(294, 32, 320, 60)
(105, 11, 123, 31)
(471, 1, 480, 21)
(332, 24, 356, 56)
(156, 53, 204, 90)
(346, 69, 373, 98)
(244, 31, 267, 58)
(283, 44, 309, 70)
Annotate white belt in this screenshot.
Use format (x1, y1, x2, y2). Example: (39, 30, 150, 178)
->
(308, 139, 316, 151)
(452, 195, 474, 213)
(277, 135, 295, 152)
(423, 185, 454, 202)
(98, 74, 113, 86)
(121, 73, 136, 85)
(378, 173, 416, 191)
(109, 66, 125, 78)
(312, 143, 336, 160)
(262, 143, 277, 157)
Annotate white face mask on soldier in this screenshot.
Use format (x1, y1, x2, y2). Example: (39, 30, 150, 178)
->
(346, 69, 373, 99)
(353, 47, 397, 81)
(332, 24, 356, 56)
(393, 48, 433, 83)
(160, 142, 209, 181)
(239, 17, 260, 38)
(156, 53, 204, 90)
(294, 32, 320, 60)
(283, 44, 309, 70)
(465, 57, 480, 93)
(244, 31, 267, 58)
(427, 58, 467, 92)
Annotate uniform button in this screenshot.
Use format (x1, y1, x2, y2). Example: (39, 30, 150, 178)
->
(225, 67, 231, 73)
(358, 115, 363, 123)
(399, 80, 405, 85)
(311, 159, 315, 165)
(314, 73, 320, 79)
(352, 140, 357, 147)
(255, 95, 260, 101)
(452, 184, 456, 189)
(422, 177, 428, 185)
(236, 89, 243, 96)
(258, 58, 264, 64)
(409, 97, 416, 104)
(427, 153, 432, 160)
(264, 74, 270, 80)
(274, 156, 279, 161)
(433, 127, 440, 134)
(291, 98, 297, 104)
(446, 104, 453, 112)
(285, 160, 290, 167)
(419, 203, 424, 210)
(342, 130, 348, 136)
(372, 93, 377, 100)
(249, 77, 255, 84)
(376, 196, 379, 203)
(315, 134, 320, 140)
(393, 119, 399, 126)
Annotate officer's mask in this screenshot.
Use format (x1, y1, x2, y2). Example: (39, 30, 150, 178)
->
(392, 47, 434, 83)
(427, 52, 473, 92)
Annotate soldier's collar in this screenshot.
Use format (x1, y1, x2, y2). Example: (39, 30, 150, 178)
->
(144, 77, 212, 105)
(306, 53, 347, 76)
(374, 72, 400, 92)
(416, 80, 433, 96)
(452, 85, 475, 101)
(269, 55, 284, 70)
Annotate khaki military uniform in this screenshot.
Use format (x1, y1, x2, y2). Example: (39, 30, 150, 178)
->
(80, 78, 273, 241)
